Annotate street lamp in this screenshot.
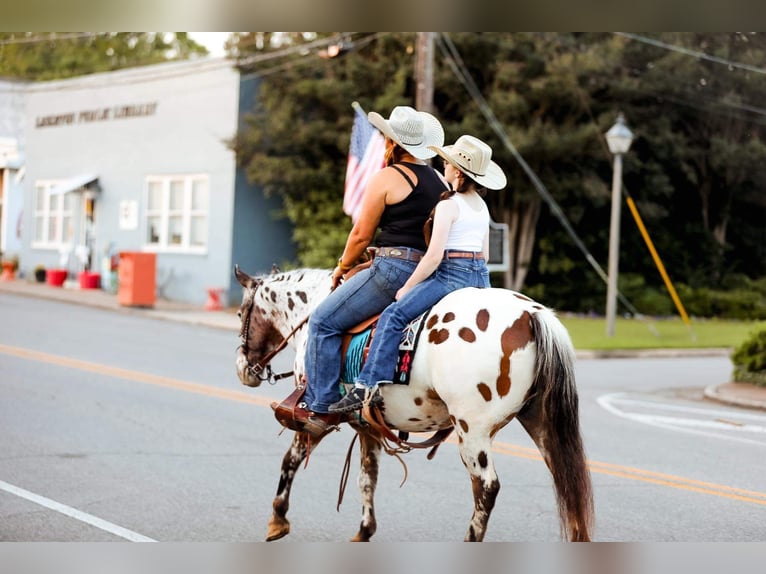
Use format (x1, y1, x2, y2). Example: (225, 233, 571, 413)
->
(604, 113, 634, 337)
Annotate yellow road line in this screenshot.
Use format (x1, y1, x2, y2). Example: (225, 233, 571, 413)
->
(2, 342, 765, 506)
(0, 343, 273, 408)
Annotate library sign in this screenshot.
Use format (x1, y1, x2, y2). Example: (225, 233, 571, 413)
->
(35, 102, 158, 128)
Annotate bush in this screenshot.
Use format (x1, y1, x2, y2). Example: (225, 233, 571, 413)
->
(676, 281, 766, 320)
(731, 328, 766, 387)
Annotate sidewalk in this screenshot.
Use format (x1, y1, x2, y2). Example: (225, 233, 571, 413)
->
(0, 276, 239, 331)
(1, 276, 764, 411)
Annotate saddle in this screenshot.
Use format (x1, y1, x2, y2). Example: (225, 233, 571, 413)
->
(274, 312, 452, 453)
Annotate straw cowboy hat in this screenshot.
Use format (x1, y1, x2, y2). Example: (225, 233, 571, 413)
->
(429, 135, 507, 190)
(367, 106, 444, 160)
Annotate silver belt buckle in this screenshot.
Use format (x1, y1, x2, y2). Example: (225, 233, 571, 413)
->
(389, 248, 403, 257)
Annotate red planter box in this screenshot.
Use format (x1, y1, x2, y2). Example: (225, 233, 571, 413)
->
(78, 272, 101, 289)
(46, 269, 67, 287)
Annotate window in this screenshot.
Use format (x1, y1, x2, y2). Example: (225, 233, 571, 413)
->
(32, 180, 75, 248)
(144, 175, 209, 252)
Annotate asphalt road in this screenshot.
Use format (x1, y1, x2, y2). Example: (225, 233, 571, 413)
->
(1, 292, 764, 542)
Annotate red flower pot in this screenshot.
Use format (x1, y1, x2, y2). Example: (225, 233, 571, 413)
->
(78, 272, 101, 289)
(46, 269, 68, 287)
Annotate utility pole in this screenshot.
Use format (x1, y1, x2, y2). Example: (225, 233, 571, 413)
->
(415, 32, 435, 113)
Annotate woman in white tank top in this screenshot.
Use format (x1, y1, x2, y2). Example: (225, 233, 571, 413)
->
(330, 135, 507, 413)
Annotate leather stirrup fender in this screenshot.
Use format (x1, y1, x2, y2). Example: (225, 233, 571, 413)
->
(271, 383, 308, 432)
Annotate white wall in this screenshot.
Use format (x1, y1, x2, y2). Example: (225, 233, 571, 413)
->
(22, 58, 241, 304)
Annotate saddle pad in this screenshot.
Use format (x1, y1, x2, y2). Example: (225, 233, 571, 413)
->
(341, 311, 429, 386)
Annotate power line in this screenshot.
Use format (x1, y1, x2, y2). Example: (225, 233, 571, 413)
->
(0, 33, 99, 46)
(615, 32, 766, 76)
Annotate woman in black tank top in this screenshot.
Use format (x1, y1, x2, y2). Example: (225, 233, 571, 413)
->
(274, 106, 448, 437)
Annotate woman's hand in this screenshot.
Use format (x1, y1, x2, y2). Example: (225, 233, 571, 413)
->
(331, 266, 345, 290)
(396, 284, 413, 300)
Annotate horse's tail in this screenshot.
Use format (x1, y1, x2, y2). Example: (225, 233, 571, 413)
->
(527, 309, 594, 541)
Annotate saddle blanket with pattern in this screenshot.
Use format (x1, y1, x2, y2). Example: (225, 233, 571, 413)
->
(341, 311, 428, 386)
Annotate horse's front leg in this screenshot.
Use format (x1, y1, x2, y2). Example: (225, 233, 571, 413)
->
(350, 431, 382, 542)
(266, 431, 321, 541)
(456, 425, 500, 542)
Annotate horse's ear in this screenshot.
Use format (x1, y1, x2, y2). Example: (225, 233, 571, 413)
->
(234, 265, 255, 288)
(270, 263, 281, 275)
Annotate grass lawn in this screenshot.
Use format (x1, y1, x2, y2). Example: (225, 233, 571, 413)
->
(558, 315, 766, 351)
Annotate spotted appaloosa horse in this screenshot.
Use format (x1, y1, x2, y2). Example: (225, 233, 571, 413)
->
(234, 265, 593, 542)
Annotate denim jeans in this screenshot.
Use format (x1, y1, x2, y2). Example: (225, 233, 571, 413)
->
(354, 256, 490, 388)
(303, 254, 419, 413)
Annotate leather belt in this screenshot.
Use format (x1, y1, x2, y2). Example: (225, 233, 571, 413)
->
(376, 246, 424, 263)
(444, 250, 484, 260)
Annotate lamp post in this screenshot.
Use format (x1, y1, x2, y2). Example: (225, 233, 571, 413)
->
(604, 113, 634, 337)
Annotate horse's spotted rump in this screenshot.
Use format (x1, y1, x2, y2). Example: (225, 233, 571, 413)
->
(476, 383, 492, 402)
(428, 328, 450, 344)
(443, 312, 456, 323)
(476, 309, 490, 332)
(496, 311, 534, 398)
(459, 327, 476, 342)
(426, 314, 439, 329)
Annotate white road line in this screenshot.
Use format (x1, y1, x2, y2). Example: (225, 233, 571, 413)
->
(0, 479, 156, 542)
(605, 395, 766, 421)
(597, 393, 766, 447)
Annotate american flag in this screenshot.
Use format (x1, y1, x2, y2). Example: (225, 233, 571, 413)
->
(343, 102, 386, 223)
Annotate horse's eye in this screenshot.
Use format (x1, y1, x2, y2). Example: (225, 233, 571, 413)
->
(237, 311, 242, 319)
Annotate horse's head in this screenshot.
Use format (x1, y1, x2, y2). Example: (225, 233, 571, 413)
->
(234, 265, 288, 387)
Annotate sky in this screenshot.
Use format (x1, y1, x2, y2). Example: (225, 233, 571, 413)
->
(187, 32, 230, 57)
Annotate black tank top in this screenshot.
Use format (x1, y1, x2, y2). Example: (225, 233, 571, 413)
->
(375, 162, 447, 252)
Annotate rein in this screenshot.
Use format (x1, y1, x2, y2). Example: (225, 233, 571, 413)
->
(362, 404, 454, 459)
(240, 286, 310, 384)
(336, 407, 454, 509)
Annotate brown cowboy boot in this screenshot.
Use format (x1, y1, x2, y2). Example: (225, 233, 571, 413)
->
(271, 384, 341, 439)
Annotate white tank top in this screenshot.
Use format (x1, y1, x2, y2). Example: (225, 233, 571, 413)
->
(444, 193, 489, 252)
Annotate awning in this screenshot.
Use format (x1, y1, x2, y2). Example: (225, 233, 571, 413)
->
(49, 173, 99, 196)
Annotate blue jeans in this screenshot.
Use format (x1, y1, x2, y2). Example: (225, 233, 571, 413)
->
(354, 255, 490, 388)
(304, 254, 419, 413)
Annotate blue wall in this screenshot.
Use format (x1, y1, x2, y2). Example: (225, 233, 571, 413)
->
(229, 74, 296, 304)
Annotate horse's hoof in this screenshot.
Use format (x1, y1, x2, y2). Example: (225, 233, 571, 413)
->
(350, 532, 371, 542)
(266, 518, 290, 541)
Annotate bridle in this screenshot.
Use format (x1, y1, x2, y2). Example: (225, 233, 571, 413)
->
(238, 286, 309, 384)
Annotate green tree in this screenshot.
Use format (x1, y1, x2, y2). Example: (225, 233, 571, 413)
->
(231, 32, 766, 315)
(0, 32, 207, 80)
(232, 32, 420, 267)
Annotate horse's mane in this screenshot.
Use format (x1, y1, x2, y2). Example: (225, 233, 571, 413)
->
(252, 268, 333, 320)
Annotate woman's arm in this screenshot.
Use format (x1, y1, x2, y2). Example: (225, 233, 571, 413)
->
(395, 199, 459, 300)
(332, 168, 391, 285)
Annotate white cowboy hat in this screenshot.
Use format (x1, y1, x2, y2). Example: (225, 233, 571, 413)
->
(428, 134, 507, 190)
(367, 106, 444, 160)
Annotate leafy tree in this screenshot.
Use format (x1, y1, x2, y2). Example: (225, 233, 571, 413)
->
(0, 32, 207, 80)
(232, 32, 766, 315)
(232, 32, 420, 266)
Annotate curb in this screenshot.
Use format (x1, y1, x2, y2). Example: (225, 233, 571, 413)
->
(703, 384, 766, 411)
(576, 348, 731, 360)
